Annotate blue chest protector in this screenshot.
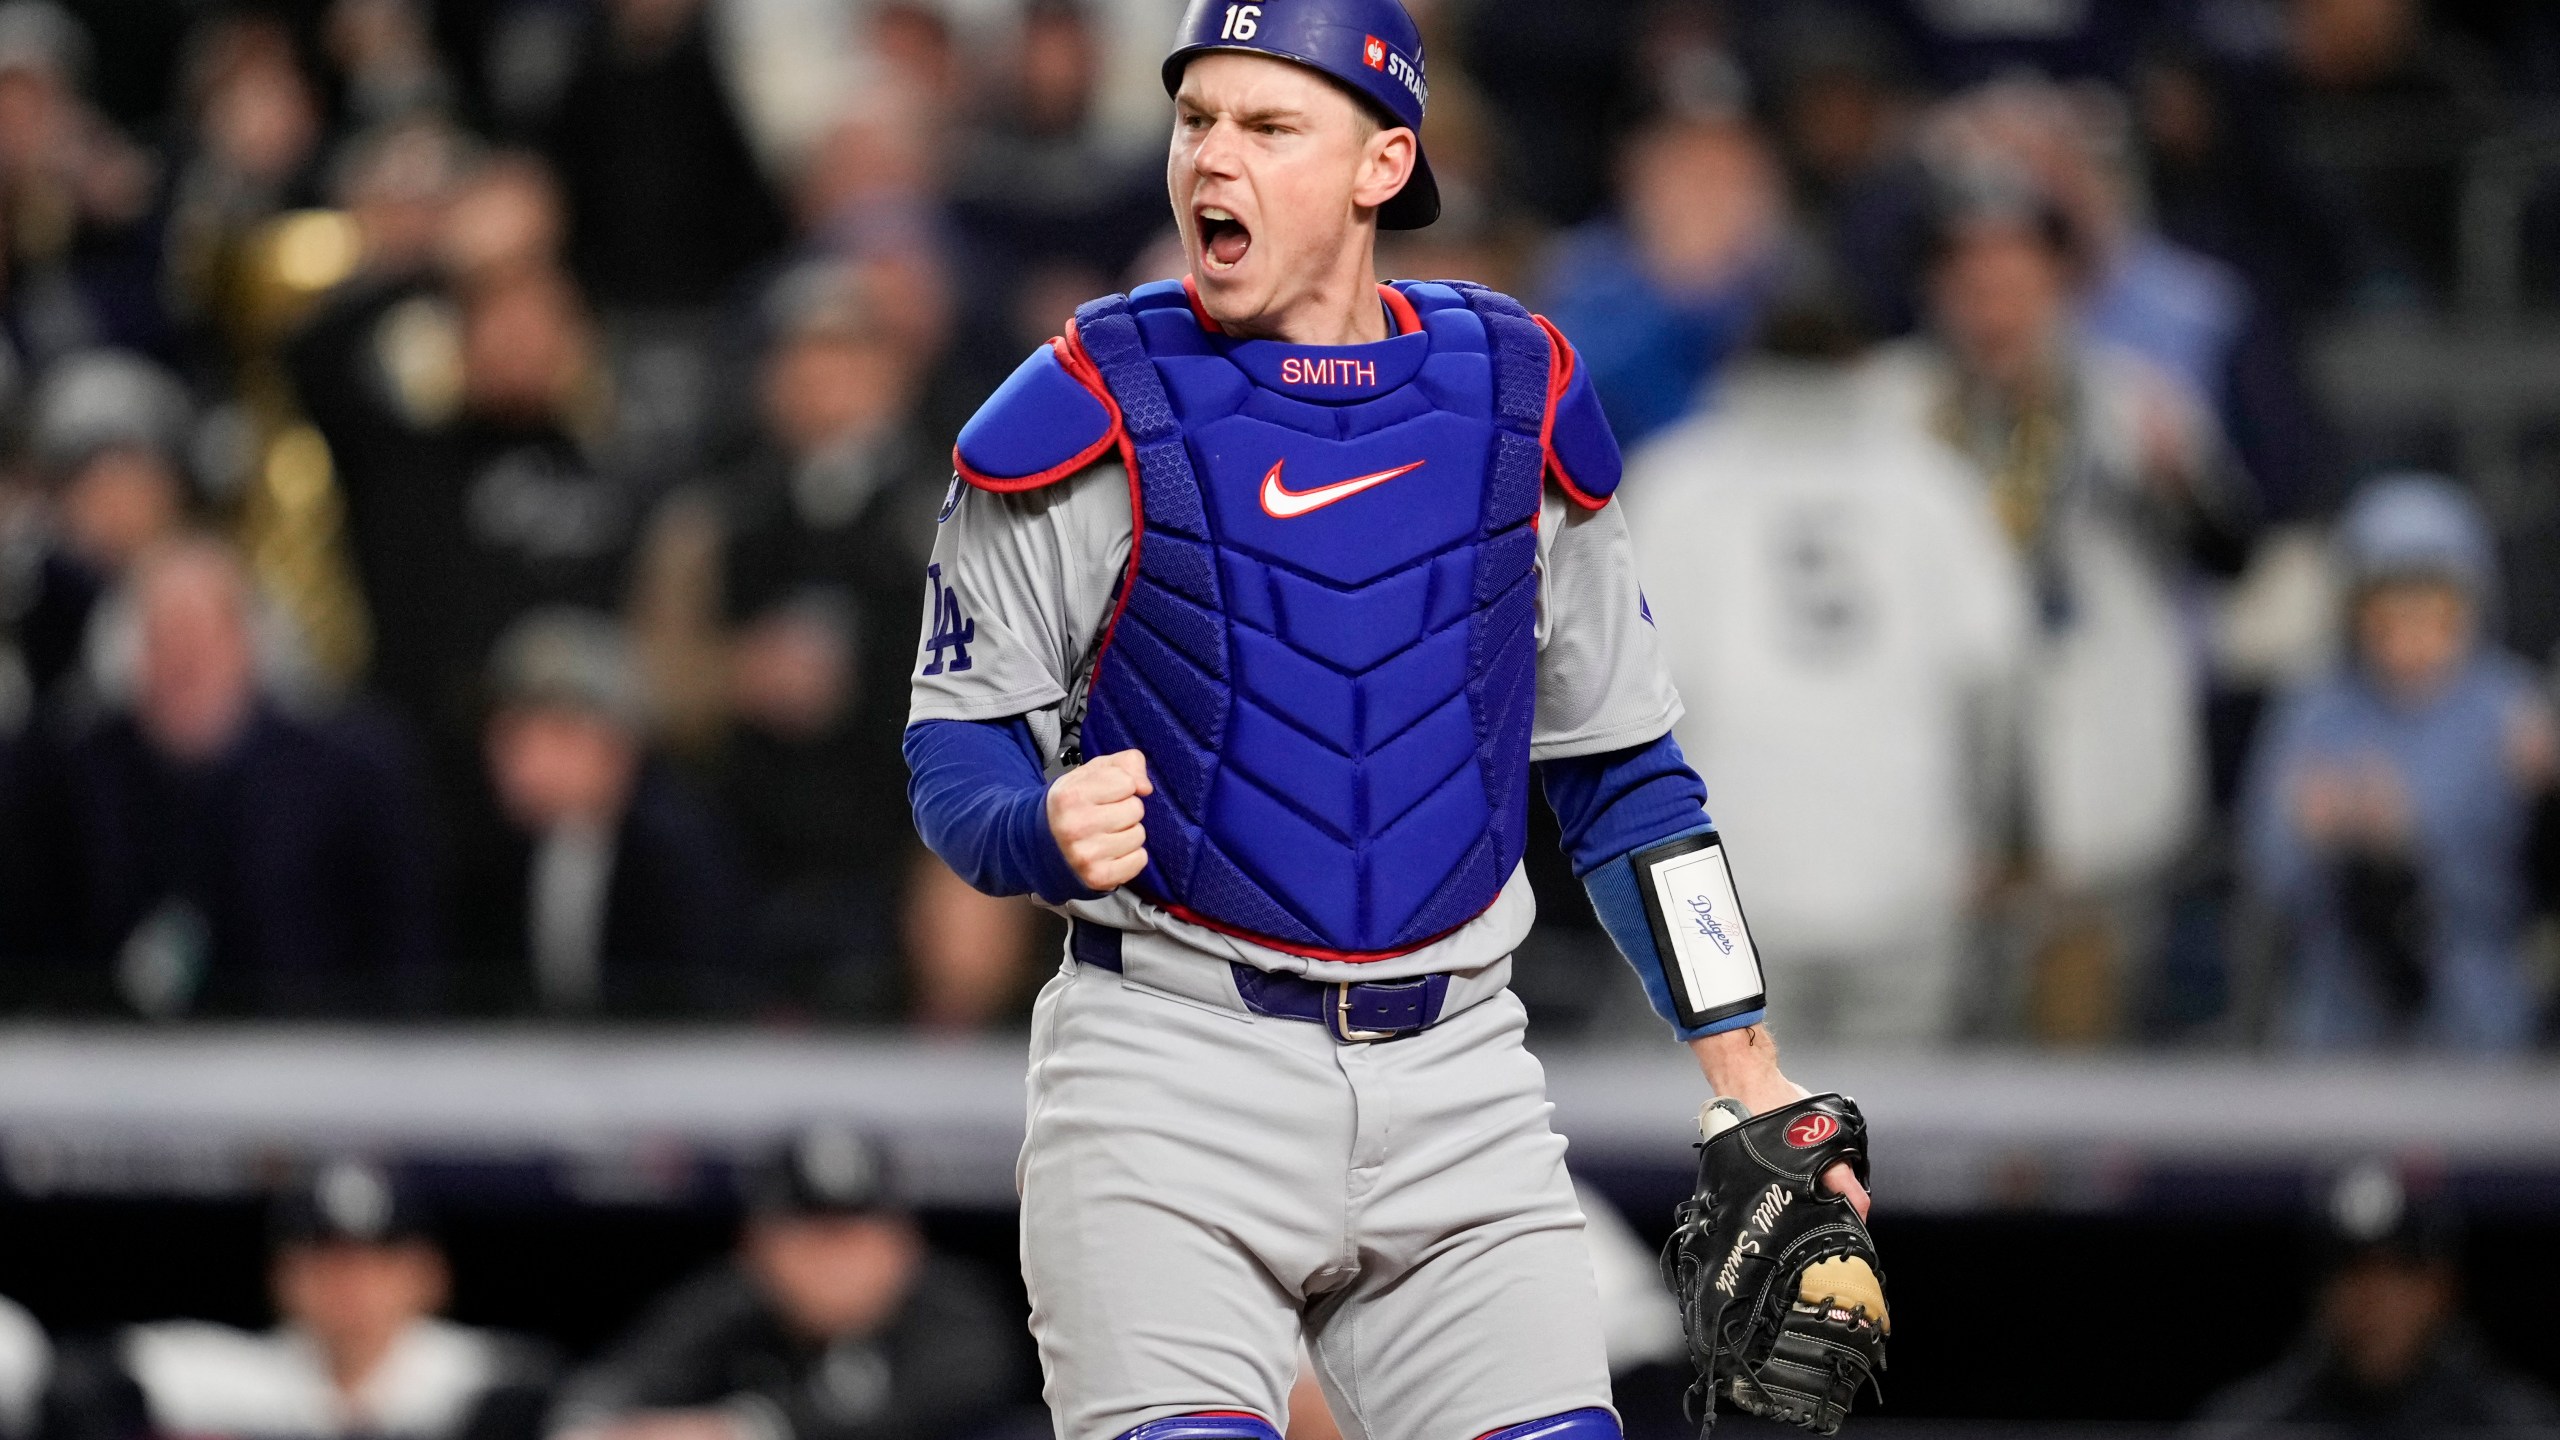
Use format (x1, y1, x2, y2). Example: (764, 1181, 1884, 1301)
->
(955, 279, 1622, 959)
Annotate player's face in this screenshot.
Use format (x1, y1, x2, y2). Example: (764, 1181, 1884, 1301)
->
(1170, 53, 1415, 337)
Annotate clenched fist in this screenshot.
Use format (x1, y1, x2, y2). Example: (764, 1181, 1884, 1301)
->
(1048, 750, 1153, 891)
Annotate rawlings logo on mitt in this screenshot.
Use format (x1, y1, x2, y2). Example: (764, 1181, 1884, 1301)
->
(1661, 1093, 1888, 1435)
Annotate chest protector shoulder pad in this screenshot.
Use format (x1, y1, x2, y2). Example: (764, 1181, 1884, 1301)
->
(966, 279, 1619, 959)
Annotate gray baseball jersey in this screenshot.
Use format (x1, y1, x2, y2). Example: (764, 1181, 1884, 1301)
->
(909, 459, 1684, 983)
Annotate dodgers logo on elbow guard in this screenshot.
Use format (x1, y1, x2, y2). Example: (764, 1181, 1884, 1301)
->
(1686, 893, 1735, 954)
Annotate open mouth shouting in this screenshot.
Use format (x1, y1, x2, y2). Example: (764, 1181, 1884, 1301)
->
(1196, 206, 1252, 273)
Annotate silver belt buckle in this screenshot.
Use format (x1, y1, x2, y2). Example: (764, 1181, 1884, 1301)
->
(1330, 982, 1398, 1043)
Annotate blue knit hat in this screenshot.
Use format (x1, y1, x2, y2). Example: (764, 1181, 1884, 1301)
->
(2336, 473, 2496, 597)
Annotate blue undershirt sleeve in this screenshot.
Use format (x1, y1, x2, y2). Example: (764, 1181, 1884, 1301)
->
(1537, 731, 1766, 1039)
(903, 718, 1096, 905)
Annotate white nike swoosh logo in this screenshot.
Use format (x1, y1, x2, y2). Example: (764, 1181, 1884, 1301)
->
(1257, 459, 1426, 518)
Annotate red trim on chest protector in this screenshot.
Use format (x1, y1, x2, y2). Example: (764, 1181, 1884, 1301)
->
(1154, 895, 1492, 964)
(1380, 282, 1424, 336)
(1534, 314, 1608, 511)
(958, 286, 1439, 496)
(1067, 322, 1147, 765)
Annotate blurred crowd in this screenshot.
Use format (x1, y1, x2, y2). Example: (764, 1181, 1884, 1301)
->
(1, 0, 2559, 1048)
(0, 1142, 2552, 1440)
(5, 1136, 1040, 1440)
(0, 1129, 1719, 1440)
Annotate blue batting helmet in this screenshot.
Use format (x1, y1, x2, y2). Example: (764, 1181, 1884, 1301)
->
(1162, 0, 1439, 229)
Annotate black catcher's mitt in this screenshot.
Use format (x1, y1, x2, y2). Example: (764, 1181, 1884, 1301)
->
(1660, 1093, 1888, 1435)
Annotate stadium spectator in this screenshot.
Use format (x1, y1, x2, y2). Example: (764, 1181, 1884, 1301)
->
(2194, 1160, 2560, 1437)
(323, 0, 453, 129)
(1929, 76, 2324, 521)
(7, 349, 199, 704)
(537, 0, 787, 311)
(307, 254, 630, 766)
(684, 268, 991, 1019)
(163, 13, 328, 328)
(2241, 475, 2556, 1051)
(2143, 0, 2504, 325)
(2132, 40, 2347, 332)
(23, 536, 436, 1016)
(1868, 178, 2244, 1041)
(48, 1160, 552, 1440)
(451, 608, 752, 1017)
(1626, 288, 2029, 1043)
(284, 137, 533, 464)
(787, 92, 942, 272)
(865, 4, 960, 134)
(547, 1126, 1020, 1440)
(2261, 0, 2506, 314)
(440, 153, 571, 283)
(331, 119, 478, 291)
(948, 0, 1158, 358)
(284, 145, 561, 465)
(781, 97, 963, 428)
(1534, 107, 1785, 447)
(1748, 3, 1934, 342)
(0, 0, 165, 366)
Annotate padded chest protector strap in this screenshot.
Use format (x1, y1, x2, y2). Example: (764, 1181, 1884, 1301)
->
(1537, 315, 1623, 507)
(951, 338, 1125, 491)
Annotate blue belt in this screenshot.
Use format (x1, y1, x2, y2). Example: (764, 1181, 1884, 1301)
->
(1070, 921, 1451, 1043)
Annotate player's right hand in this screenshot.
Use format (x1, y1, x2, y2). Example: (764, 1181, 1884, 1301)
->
(1048, 749, 1153, 891)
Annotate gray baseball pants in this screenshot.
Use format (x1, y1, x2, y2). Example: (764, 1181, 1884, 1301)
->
(1018, 953, 1616, 1440)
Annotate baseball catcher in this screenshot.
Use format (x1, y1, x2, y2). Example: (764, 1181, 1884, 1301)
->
(903, 1, 1884, 1436)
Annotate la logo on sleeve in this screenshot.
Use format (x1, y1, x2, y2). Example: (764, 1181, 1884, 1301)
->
(922, 562, 975, 675)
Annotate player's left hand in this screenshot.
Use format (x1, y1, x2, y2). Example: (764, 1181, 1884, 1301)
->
(1689, 1028, 1868, 1219)
(1664, 1094, 1888, 1436)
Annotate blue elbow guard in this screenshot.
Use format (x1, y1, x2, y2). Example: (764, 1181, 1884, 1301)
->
(1583, 824, 1767, 1039)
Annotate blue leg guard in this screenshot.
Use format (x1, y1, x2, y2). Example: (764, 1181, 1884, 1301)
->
(1474, 1408, 1622, 1440)
(1116, 1415, 1282, 1440)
